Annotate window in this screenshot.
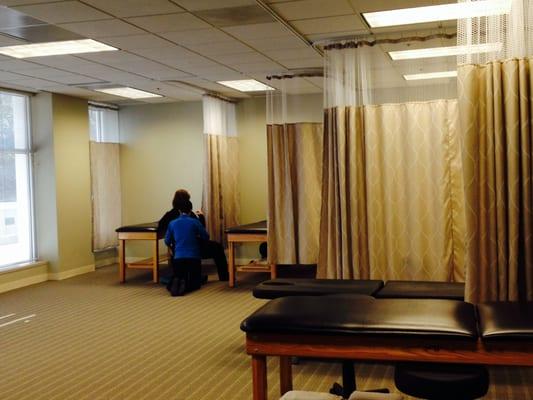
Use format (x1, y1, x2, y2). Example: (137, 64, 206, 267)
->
(0, 91, 33, 268)
(88, 105, 122, 251)
(89, 106, 119, 143)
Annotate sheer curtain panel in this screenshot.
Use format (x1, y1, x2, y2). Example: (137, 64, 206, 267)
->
(202, 95, 239, 243)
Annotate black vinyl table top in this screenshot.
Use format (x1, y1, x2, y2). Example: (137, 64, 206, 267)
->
(116, 222, 159, 233)
(225, 220, 267, 234)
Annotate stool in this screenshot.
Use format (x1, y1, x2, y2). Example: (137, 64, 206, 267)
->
(394, 363, 489, 400)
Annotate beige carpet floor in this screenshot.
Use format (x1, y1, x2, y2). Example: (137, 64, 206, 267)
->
(1, 265, 532, 400)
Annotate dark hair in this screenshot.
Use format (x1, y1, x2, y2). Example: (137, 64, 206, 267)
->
(172, 189, 190, 209)
(179, 200, 193, 214)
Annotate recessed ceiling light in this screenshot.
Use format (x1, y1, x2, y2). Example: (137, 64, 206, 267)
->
(94, 87, 162, 99)
(0, 39, 117, 58)
(389, 43, 502, 60)
(363, 0, 511, 28)
(404, 70, 458, 80)
(217, 79, 274, 92)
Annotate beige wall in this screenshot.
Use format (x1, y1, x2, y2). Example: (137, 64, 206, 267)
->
(119, 101, 204, 256)
(51, 94, 93, 274)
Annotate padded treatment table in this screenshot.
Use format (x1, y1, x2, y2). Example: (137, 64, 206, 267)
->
(253, 279, 384, 299)
(375, 280, 465, 300)
(241, 297, 533, 400)
(225, 220, 273, 288)
(116, 222, 167, 283)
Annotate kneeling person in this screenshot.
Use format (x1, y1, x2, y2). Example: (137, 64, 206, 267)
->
(165, 200, 209, 296)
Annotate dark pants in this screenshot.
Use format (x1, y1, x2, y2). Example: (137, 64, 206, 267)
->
(171, 258, 202, 293)
(200, 240, 229, 281)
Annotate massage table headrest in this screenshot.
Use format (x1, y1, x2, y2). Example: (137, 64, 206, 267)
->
(241, 296, 478, 339)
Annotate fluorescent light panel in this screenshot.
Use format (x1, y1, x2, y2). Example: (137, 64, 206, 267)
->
(404, 70, 458, 80)
(389, 42, 502, 60)
(364, 0, 511, 28)
(217, 79, 274, 92)
(0, 39, 117, 58)
(94, 87, 162, 99)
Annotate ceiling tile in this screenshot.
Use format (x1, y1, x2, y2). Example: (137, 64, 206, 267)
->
(18, 67, 102, 84)
(0, 33, 26, 45)
(272, 0, 354, 20)
(12, 1, 112, 24)
(209, 51, 273, 65)
(81, 0, 184, 18)
(126, 13, 210, 33)
(173, 0, 255, 11)
(99, 34, 171, 50)
(194, 40, 252, 56)
(242, 35, 308, 51)
(349, 0, 451, 13)
(0, 70, 28, 81)
(280, 57, 323, 69)
(0, 59, 44, 71)
(58, 19, 144, 38)
(161, 28, 235, 46)
(291, 15, 366, 34)
(223, 22, 292, 40)
(262, 47, 320, 60)
(195, 5, 273, 27)
(234, 61, 287, 74)
(0, 0, 70, 5)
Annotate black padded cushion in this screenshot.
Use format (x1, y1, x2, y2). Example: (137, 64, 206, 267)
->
(253, 278, 384, 299)
(241, 296, 478, 339)
(395, 362, 489, 400)
(477, 302, 533, 341)
(115, 222, 158, 232)
(225, 220, 267, 234)
(375, 280, 465, 300)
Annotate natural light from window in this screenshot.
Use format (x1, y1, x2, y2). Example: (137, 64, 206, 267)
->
(0, 91, 33, 268)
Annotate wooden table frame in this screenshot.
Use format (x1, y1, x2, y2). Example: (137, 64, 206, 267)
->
(227, 231, 276, 288)
(117, 230, 166, 283)
(245, 332, 533, 400)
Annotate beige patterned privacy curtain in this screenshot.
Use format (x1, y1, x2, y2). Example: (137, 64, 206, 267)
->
(266, 76, 323, 265)
(320, 37, 464, 281)
(320, 101, 465, 281)
(458, 60, 533, 302)
(202, 95, 239, 243)
(267, 123, 322, 264)
(456, 0, 533, 302)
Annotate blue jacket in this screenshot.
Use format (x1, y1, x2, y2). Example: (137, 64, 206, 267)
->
(164, 214, 209, 259)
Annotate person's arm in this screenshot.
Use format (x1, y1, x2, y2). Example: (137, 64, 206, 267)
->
(195, 220, 209, 241)
(164, 223, 174, 247)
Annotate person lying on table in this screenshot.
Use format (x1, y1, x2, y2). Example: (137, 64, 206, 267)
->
(164, 200, 209, 296)
(158, 189, 230, 281)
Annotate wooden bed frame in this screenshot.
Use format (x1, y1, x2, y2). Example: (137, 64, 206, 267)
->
(245, 332, 533, 400)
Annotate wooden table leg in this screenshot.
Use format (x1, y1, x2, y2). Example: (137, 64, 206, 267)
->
(280, 356, 292, 396)
(228, 241, 235, 288)
(119, 239, 126, 283)
(252, 355, 267, 400)
(270, 263, 277, 279)
(153, 239, 159, 283)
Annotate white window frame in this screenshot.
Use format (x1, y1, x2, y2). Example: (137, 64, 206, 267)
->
(0, 90, 35, 270)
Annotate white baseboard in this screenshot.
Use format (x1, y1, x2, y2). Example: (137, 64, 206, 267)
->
(95, 257, 118, 268)
(0, 273, 49, 294)
(48, 264, 95, 281)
